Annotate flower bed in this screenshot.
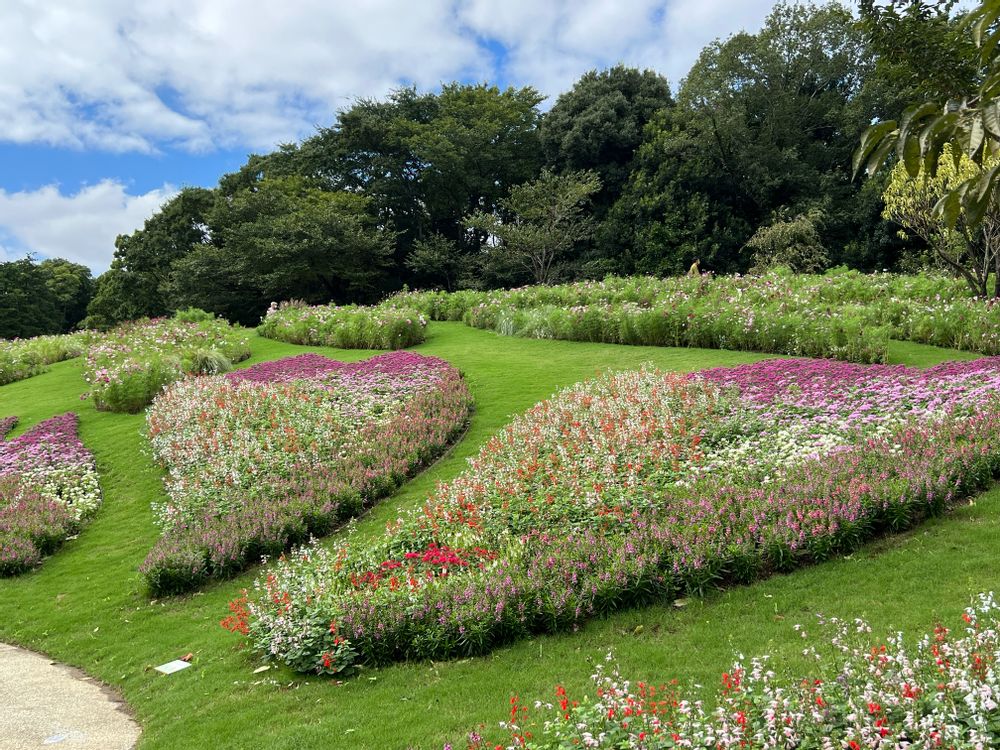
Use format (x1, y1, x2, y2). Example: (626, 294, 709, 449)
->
(141, 352, 472, 595)
(258, 301, 427, 349)
(0, 413, 102, 575)
(383, 271, 1000, 363)
(477, 594, 1000, 749)
(0, 331, 91, 386)
(233, 356, 1000, 675)
(83, 312, 251, 413)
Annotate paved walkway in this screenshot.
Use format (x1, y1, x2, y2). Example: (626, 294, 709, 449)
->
(0, 643, 140, 749)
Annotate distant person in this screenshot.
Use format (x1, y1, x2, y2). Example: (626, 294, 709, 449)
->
(688, 259, 701, 276)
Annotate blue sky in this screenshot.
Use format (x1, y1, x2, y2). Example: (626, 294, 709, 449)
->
(0, 0, 780, 273)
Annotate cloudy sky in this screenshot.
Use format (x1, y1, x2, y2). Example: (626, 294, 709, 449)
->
(0, 0, 781, 272)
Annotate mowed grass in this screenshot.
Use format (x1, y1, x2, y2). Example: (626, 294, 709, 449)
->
(0, 322, 994, 750)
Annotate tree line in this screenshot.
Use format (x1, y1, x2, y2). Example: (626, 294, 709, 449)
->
(0, 1, 985, 335)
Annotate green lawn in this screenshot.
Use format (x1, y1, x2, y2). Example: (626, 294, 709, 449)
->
(0, 323, 994, 749)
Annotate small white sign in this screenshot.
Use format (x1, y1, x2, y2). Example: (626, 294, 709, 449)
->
(155, 659, 192, 675)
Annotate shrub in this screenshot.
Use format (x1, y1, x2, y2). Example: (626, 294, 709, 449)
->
(0, 331, 91, 386)
(378, 272, 1000, 363)
(83, 313, 251, 413)
(258, 302, 427, 349)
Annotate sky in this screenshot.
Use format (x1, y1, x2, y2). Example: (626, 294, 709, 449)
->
(0, 0, 782, 273)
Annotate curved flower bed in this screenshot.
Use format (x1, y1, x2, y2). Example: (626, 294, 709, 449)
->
(385, 271, 1000, 363)
(84, 313, 251, 413)
(477, 594, 1000, 749)
(0, 413, 102, 575)
(0, 332, 91, 386)
(141, 352, 472, 595)
(258, 302, 427, 349)
(233, 357, 1000, 675)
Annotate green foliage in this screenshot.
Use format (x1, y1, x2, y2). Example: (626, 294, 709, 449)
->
(38, 259, 94, 331)
(540, 65, 672, 218)
(882, 143, 1000, 295)
(0, 257, 61, 339)
(386, 271, 1000, 363)
(258, 302, 427, 349)
(467, 169, 601, 284)
(858, 1, 981, 103)
(84, 318, 251, 413)
(85, 187, 215, 327)
(404, 233, 471, 291)
(172, 307, 215, 323)
(172, 177, 394, 324)
(744, 209, 831, 273)
(0, 332, 90, 386)
(856, 0, 1000, 234)
(243, 83, 545, 270)
(609, 2, 884, 276)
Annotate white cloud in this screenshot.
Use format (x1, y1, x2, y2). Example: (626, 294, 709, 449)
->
(0, 0, 779, 153)
(0, 181, 175, 272)
(0, 0, 784, 274)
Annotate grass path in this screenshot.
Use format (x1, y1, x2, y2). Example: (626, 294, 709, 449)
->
(0, 323, 993, 749)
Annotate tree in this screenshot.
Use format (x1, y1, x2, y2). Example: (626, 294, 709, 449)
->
(743, 208, 831, 273)
(0, 257, 60, 339)
(227, 84, 545, 282)
(404, 233, 471, 291)
(856, 0, 1000, 233)
(883, 143, 1000, 296)
(540, 66, 672, 218)
(38, 258, 94, 331)
(607, 2, 883, 276)
(171, 177, 393, 323)
(84, 187, 216, 326)
(467, 170, 601, 285)
(858, 1, 981, 104)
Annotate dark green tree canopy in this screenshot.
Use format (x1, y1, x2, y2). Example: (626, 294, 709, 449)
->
(606, 2, 890, 276)
(38, 258, 94, 331)
(540, 65, 672, 215)
(0, 257, 61, 339)
(172, 177, 393, 324)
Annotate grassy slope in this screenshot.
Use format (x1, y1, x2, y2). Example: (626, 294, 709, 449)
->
(0, 323, 993, 750)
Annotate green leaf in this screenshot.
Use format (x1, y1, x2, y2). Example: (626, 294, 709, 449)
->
(984, 103, 1000, 139)
(968, 116, 986, 158)
(902, 137, 922, 177)
(934, 190, 962, 230)
(918, 113, 957, 171)
(866, 138, 897, 179)
(898, 103, 939, 176)
(853, 121, 897, 179)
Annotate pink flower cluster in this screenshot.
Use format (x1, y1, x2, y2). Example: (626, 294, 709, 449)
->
(142, 351, 473, 595)
(226, 353, 345, 383)
(0, 413, 102, 575)
(239, 356, 1000, 677)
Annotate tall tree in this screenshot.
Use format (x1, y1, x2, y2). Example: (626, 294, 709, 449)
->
(171, 177, 393, 324)
(85, 187, 215, 326)
(607, 2, 884, 275)
(540, 65, 672, 218)
(0, 257, 60, 339)
(467, 169, 601, 285)
(38, 258, 94, 331)
(219, 84, 545, 286)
